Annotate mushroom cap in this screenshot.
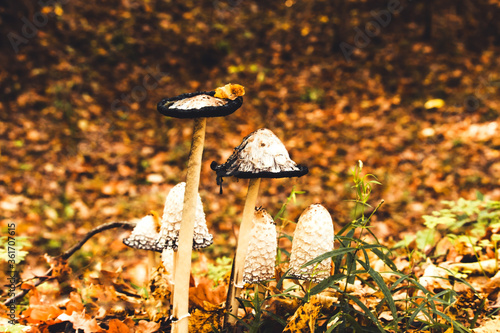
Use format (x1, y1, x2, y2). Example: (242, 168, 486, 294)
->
(157, 91, 243, 119)
(122, 214, 159, 251)
(153, 182, 213, 251)
(211, 128, 308, 186)
(242, 208, 277, 284)
(289, 204, 334, 282)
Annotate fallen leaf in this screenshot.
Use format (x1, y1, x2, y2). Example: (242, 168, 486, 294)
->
(283, 297, 322, 333)
(106, 319, 131, 333)
(136, 320, 161, 333)
(189, 277, 227, 310)
(57, 311, 103, 333)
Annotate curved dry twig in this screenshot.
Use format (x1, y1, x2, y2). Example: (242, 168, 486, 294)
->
(3, 221, 136, 306)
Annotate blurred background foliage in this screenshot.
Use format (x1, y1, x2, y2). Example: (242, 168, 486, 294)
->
(0, 0, 499, 284)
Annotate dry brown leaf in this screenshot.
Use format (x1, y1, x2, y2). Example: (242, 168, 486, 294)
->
(283, 297, 322, 333)
(106, 319, 131, 333)
(188, 306, 224, 333)
(21, 283, 64, 324)
(57, 311, 103, 333)
(136, 320, 161, 333)
(189, 276, 227, 309)
(474, 316, 500, 332)
(64, 292, 85, 314)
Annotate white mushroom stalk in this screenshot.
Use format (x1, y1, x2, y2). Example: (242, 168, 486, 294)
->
(171, 118, 206, 333)
(289, 204, 334, 282)
(154, 182, 213, 251)
(211, 128, 308, 327)
(122, 213, 160, 251)
(242, 208, 277, 284)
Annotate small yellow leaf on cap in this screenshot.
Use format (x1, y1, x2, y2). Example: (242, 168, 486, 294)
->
(424, 99, 445, 109)
(214, 83, 245, 100)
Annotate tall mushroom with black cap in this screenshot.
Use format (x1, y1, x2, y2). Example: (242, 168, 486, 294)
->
(211, 128, 308, 325)
(157, 83, 243, 333)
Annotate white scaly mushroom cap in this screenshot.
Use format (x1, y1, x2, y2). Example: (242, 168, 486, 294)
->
(242, 208, 277, 284)
(289, 204, 334, 282)
(155, 182, 213, 251)
(227, 128, 301, 174)
(170, 94, 227, 110)
(122, 214, 159, 250)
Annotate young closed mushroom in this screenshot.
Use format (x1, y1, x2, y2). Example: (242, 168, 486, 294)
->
(154, 182, 213, 251)
(122, 213, 160, 251)
(211, 128, 308, 325)
(242, 207, 277, 284)
(157, 84, 244, 333)
(289, 204, 334, 282)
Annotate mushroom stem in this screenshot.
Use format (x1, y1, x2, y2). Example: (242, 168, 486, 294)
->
(171, 117, 207, 333)
(227, 177, 261, 325)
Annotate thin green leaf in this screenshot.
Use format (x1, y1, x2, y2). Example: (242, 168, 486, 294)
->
(301, 247, 357, 268)
(309, 273, 346, 296)
(407, 301, 429, 330)
(345, 294, 385, 333)
(325, 312, 343, 333)
(262, 309, 287, 326)
(344, 313, 366, 332)
(357, 253, 398, 323)
(370, 247, 397, 271)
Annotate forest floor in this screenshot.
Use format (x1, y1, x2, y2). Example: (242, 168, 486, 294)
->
(0, 0, 500, 331)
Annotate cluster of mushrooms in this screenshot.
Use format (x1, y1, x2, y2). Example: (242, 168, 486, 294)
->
(121, 84, 335, 332)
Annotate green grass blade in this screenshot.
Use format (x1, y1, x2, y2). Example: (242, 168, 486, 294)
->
(301, 247, 357, 268)
(357, 253, 398, 325)
(345, 293, 385, 333)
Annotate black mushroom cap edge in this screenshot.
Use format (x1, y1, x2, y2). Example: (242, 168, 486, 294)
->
(157, 91, 243, 119)
(210, 161, 309, 193)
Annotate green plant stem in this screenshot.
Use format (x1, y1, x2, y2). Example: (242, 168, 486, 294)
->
(171, 117, 207, 333)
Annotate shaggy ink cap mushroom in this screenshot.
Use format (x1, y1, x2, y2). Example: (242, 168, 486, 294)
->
(220, 128, 309, 325)
(157, 84, 244, 119)
(122, 213, 160, 251)
(242, 207, 277, 284)
(289, 204, 334, 282)
(163, 83, 244, 333)
(154, 182, 213, 251)
(210, 128, 309, 191)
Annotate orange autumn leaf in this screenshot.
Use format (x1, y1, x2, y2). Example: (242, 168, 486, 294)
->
(57, 311, 103, 333)
(106, 319, 131, 333)
(136, 320, 161, 333)
(65, 292, 85, 314)
(283, 297, 322, 333)
(189, 276, 227, 309)
(25, 304, 63, 323)
(214, 83, 245, 100)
